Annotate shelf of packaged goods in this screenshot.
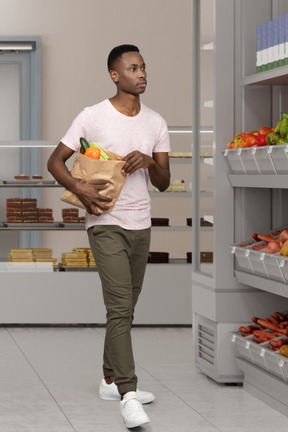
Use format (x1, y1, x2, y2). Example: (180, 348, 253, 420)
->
(241, 66, 288, 86)
(168, 155, 213, 164)
(150, 225, 212, 232)
(0, 222, 212, 232)
(0, 182, 60, 188)
(228, 174, 288, 189)
(0, 223, 85, 231)
(235, 270, 288, 299)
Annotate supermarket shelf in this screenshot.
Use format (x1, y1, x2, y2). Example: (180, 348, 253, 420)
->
(0, 223, 211, 232)
(228, 174, 288, 188)
(241, 65, 288, 86)
(150, 191, 191, 197)
(169, 157, 192, 164)
(0, 223, 85, 231)
(235, 270, 288, 298)
(150, 191, 212, 197)
(236, 357, 288, 417)
(0, 181, 61, 188)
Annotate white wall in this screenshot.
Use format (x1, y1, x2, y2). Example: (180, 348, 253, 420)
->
(0, 0, 192, 138)
(0, 0, 215, 261)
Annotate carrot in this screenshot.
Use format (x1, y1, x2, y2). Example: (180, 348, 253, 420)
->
(274, 312, 286, 321)
(269, 338, 287, 348)
(252, 244, 266, 250)
(253, 330, 277, 340)
(257, 319, 280, 332)
(257, 234, 276, 243)
(267, 315, 280, 325)
(253, 336, 265, 343)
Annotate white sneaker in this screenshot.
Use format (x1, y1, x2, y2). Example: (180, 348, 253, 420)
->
(120, 391, 150, 429)
(99, 379, 155, 404)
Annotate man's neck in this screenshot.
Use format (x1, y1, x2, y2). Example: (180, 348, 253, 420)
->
(109, 94, 141, 117)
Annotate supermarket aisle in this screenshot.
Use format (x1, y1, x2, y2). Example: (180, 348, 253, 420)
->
(0, 326, 288, 432)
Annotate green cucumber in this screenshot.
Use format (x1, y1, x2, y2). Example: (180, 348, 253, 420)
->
(90, 142, 111, 160)
(79, 137, 90, 153)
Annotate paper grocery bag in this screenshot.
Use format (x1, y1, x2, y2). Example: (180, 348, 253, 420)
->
(60, 149, 126, 214)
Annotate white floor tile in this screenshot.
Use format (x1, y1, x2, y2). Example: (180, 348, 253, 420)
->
(1, 326, 288, 431)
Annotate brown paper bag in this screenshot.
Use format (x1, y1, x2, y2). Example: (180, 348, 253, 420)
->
(60, 149, 126, 214)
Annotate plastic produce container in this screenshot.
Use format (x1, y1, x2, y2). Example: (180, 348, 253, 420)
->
(271, 144, 288, 174)
(231, 332, 254, 363)
(254, 146, 276, 174)
(264, 253, 286, 282)
(240, 148, 260, 174)
(279, 257, 288, 285)
(232, 245, 254, 273)
(265, 348, 287, 381)
(248, 248, 268, 277)
(223, 149, 246, 174)
(249, 340, 269, 370)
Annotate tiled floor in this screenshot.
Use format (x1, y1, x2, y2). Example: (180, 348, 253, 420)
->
(1, 325, 288, 431)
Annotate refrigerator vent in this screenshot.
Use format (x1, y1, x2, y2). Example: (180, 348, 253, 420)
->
(198, 322, 215, 365)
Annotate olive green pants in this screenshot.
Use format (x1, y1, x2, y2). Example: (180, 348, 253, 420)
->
(88, 225, 151, 395)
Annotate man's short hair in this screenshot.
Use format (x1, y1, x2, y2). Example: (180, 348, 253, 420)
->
(107, 44, 139, 71)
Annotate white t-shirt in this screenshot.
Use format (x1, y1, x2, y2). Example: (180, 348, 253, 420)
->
(61, 99, 171, 230)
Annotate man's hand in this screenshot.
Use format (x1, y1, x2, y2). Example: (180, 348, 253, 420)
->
(121, 150, 170, 192)
(121, 150, 155, 176)
(75, 182, 112, 215)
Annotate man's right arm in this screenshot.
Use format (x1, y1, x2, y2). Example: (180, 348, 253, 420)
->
(47, 142, 112, 215)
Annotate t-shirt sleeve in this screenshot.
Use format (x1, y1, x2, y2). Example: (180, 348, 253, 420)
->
(153, 118, 171, 153)
(60, 109, 89, 152)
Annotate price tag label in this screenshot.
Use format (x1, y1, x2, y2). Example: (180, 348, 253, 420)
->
(245, 250, 250, 257)
(231, 335, 236, 343)
(280, 260, 285, 268)
(224, 149, 228, 156)
(260, 253, 265, 261)
(260, 348, 265, 357)
(231, 247, 236, 254)
(279, 359, 284, 368)
(245, 341, 250, 349)
(252, 148, 256, 155)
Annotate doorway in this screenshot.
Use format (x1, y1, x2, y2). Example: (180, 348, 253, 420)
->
(0, 37, 41, 256)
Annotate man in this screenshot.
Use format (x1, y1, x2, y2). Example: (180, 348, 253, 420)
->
(47, 44, 170, 429)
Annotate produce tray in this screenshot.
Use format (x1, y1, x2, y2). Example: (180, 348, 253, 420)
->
(231, 245, 288, 282)
(231, 332, 254, 363)
(232, 332, 288, 382)
(231, 225, 288, 283)
(223, 145, 288, 175)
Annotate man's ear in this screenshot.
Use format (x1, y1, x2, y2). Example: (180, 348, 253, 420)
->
(109, 70, 118, 84)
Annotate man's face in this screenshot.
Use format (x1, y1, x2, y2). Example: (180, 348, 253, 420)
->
(110, 51, 147, 95)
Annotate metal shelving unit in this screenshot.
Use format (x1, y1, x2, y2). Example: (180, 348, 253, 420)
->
(192, 0, 288, 397)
